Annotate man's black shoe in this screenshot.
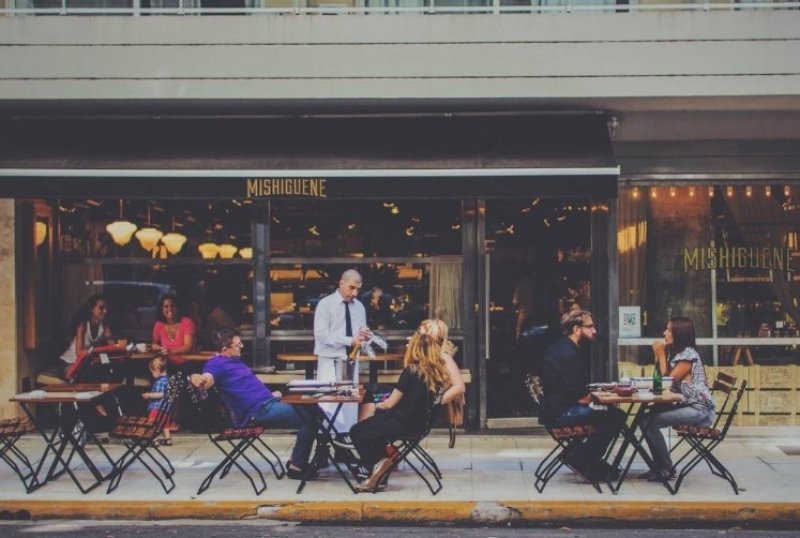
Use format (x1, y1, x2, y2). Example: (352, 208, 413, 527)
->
(286, 464, 319, 480)
(595, 460, 621, 482)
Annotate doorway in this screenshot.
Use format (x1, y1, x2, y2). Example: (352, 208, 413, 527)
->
(484, 197, 592, 421)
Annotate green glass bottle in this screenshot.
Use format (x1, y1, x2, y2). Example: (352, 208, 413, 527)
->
(652, 361, 663, 395)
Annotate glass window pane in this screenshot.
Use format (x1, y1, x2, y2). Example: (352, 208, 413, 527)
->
(271, 199, 461, 257)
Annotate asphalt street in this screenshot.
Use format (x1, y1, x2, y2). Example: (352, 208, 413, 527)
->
(1, 522, 800, 538)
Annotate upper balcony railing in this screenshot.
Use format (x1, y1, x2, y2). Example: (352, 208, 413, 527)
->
(1, 0, 799, 17)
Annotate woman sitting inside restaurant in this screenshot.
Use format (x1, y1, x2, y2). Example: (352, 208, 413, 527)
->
(59, 293, 113, 380)
(151, 294, 197, 372)
(349, 331, 452, 491)
(640, 316, 716, 481)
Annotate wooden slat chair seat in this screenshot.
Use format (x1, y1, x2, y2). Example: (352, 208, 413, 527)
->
(670, 375, 747, 495)
(674, 425, 722, 438)
(186, 383, 285, 496)
(106, 373, 184, 494)
(525, 374, 602, 493)
(0, 418, 37, 493)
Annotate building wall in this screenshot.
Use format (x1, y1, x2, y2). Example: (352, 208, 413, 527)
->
(0, 12, 798, 101)
(0, 199, 16, 418)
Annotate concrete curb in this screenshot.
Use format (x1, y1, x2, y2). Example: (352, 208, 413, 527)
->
(2, 500, 800, 525)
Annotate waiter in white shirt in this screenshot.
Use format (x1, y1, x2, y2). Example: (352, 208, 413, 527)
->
(314, 268, 370, 433)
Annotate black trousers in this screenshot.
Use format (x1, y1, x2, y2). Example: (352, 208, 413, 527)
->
(350, 411, 408, 470)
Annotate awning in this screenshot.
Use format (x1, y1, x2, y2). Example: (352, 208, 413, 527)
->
(0, 114, 618, 199)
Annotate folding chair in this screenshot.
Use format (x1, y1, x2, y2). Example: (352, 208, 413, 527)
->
(0, 418, 37, 493)
(186, 383, 285, 496)
(670, 378, 747, 494)
(668, 371, 737, 459)
(105, 372, 184, 494)
(525, 374, 601, 493)
(361, 387, 445, 495)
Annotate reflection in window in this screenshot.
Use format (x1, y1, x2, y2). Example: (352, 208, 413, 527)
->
(62, 263, 253, 349)
(269, 261, 462, 331)
(271, 199, 461, 257)
(58, 199, 252, 260)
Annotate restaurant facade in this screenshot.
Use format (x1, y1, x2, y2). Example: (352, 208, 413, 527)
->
(1, 6, 799, 429)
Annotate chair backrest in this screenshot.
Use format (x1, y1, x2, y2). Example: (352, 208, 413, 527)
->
(525, 374, 552, 427)
(525, 374, 544, 405)
(708, 371, 739, 431)
(184, 382, 235, 434)
(413, 386, 445, 441)
(716, 379, 747, 438)
(147, 373, 184, 433)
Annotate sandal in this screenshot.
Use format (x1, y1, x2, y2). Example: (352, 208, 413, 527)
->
(162, 438, 173, 446)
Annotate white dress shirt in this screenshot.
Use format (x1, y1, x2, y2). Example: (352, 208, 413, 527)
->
(313, 291, 367, 360)
(313, 290, 367, 433)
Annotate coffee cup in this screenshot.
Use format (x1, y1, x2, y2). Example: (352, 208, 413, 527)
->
(135, 343, 149, 353)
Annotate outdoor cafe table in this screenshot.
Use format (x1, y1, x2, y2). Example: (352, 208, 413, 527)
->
(276, 353, 404, 382)
(591, 389, 684, 495)
(10, 383, 122, 494)
(131, 351, 216, 362)
(281, 388, 365, 494)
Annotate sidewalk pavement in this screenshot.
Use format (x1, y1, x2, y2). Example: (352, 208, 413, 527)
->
(1, 426, 799, 526)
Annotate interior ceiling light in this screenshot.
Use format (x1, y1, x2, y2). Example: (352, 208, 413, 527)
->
(239, 247, 253, 259)
(136, 227, 163, 251)
(35, 221, 47, 247)
(161, 233, 187, 255)
(106, 199, 137, 246)
(219, 244, 238, 259)
(198, 242, 220, 259)
(135, 202, 162, 251)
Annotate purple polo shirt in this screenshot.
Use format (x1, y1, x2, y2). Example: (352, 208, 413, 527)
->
(204, 354, 274, 426)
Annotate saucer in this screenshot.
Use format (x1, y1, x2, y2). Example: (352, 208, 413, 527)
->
(635, 392, 655, 401)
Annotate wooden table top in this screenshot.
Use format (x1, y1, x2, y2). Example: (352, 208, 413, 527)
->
(281, 388, 365, 405)
(132, 351, 216, 361)
(591, 390, 683, 405)
(12, 383, 122, 403)
(276, 352, 404, 362)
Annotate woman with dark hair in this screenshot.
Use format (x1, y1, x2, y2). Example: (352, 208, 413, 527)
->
(151, 294, 197, 369)
(639, 316, 715, 481)
(59, 294, 113, 378)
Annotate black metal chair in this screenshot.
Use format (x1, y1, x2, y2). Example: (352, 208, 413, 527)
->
(106, 372, 184, 494)
(360, 387, 445, 495)
(185, 383, 285, 496)
(0, 417, 37, 493)
(671, 377, 747, 494)
(525, 374, 602, 493)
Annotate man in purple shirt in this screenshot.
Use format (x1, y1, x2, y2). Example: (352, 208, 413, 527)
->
(190, 327, 315, 479)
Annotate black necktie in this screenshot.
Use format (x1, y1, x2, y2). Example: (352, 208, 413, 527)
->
(344, 301, 352, 338)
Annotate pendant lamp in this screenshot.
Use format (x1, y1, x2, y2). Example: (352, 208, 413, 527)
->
(135, 204, 163, 251)
(106, 200, 137, 246)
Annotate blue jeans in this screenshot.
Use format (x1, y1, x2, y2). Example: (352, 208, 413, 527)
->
(251, 397, 315, 468)
(641, 403, 715, 470)
(556, 404, 626, 466)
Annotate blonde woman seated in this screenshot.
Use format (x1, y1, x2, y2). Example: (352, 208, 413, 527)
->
(359, 319, 466, 422)
(349, 332, 453, 492)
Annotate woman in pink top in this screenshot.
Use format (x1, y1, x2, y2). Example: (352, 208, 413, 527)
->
(152, 294, 197, 369)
